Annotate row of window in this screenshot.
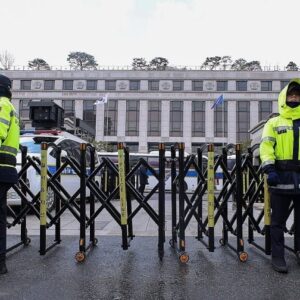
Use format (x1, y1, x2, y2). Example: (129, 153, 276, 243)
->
(18, 79, 291, 92)
(107, 99, 271, 142)
(20, 100, 272, 142)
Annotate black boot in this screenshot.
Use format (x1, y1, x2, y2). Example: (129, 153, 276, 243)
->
(0, 254, 7, 275)
(271, 256, 288, 273)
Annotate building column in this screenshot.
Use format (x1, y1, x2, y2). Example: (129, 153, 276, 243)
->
(95, 103, 105, 141)
(272, 101, 278, 113)
(75, 100, 83, 119)
(11, 99, 20, 115)
(161, 100, 170, 139)
(117, 100, 126, 140)
(250, 101, 259, 131)
(227, 101, 236, 143)
(183, 101, 192, 153)
(205, 101, 214, 142)
(139, 100, 148, 153)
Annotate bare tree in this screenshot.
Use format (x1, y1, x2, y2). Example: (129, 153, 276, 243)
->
(0, 50, 15, 70)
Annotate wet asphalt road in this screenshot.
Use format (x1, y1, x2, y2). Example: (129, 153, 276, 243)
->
(1, 236, 300, 300)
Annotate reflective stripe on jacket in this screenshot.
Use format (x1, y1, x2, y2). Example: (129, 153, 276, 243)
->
(0, 96, 20, 168)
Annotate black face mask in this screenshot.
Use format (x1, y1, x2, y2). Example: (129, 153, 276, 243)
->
(287, 101, 300, 108)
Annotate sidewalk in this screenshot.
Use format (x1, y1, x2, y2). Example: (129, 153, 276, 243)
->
(2, 236, 300, 300)
(8, 194, 280, 237)
(3, 194, 299, 300)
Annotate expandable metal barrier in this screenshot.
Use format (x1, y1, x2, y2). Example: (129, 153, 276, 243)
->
(6, 142, 298, 263)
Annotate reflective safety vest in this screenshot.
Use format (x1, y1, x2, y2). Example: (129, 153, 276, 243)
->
(260, 78, 300, 193)
(0, 96, 20, 169)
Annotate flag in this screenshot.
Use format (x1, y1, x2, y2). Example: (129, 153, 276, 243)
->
(211, 94, 224, 109)
(94, 94, 109, 105)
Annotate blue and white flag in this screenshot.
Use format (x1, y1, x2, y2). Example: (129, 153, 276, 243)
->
(94, 94, 109, 105)
(211, 94, 224, 109)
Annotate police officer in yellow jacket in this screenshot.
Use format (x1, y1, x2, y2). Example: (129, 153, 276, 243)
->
(260, 78, 300, 273)
(0, 74, 19, 275)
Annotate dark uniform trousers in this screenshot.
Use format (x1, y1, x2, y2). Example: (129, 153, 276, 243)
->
(271, 192, 300, 258)
(0, 183, 12, 255)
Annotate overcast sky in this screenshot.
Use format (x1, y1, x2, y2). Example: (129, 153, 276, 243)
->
(2, 0, 299, 68)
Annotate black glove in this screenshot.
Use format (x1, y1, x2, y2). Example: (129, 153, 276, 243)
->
(267, 171, 280, 186)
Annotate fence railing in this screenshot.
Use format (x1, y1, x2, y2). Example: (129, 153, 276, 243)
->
(4, 65, 299, 72)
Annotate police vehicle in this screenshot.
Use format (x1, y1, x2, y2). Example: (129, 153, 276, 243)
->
(7, 129, 101, 211)
(8, 100, 100, 211)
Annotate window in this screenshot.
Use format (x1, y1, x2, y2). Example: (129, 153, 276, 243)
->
(192, 101, 205, 137)
(280, 80, 290, 90)
(83, 100, 96, 129)
(86, 80, 97, 90)
(259, 101, 272, 121)
(59, 140, 80, 161)
(170, 101, 183, 137)
(44, 80, 55, 90)
(129, 80, 140, 90)
(261, 81, 272, 91)
(125, 142, 139, 152)
(173, 80, 184, 91)
(63, 80, 73, 90)
(126, 100, 139, 136)
(63, 100, 75, 117)
(21, 80, 31, 90)
(192, 80, 203, 91)
(214, 102, 228, 137)
(19, 99, 31, 119)
(237, 101, 250, 142)
(148, 101, 161, 136)
(105, 80, 116, 90)
(104, 100, 118, 136)
(217, 81, 228, 91)
(236, 81, 247, 91)
(148, 80, 159, 91)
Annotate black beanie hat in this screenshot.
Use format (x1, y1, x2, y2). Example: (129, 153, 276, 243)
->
(0, 74, 12, 99)
(287, 81, 300, 95)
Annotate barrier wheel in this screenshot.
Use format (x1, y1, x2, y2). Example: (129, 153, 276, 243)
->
(25, 238, 31, 246)
(219, 238, 225, 246)
(179, 252, 189, 264)
(239, 251, 248, 262)
(75, 251, 86, 262)
(93, 238, 98, 245)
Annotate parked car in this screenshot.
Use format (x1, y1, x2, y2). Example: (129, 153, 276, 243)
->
(7, 130, 101, 211)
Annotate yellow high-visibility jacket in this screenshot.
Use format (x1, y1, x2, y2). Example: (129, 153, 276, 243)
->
(0, 96, 20, 183)
(260, 78, 300, 193)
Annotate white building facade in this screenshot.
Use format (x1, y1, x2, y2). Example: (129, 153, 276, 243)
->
(2, 69, 299, 153)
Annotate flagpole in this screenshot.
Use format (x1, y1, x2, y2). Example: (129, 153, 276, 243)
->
(105, 94, 109, 148)
(94, 94, 109, 142)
